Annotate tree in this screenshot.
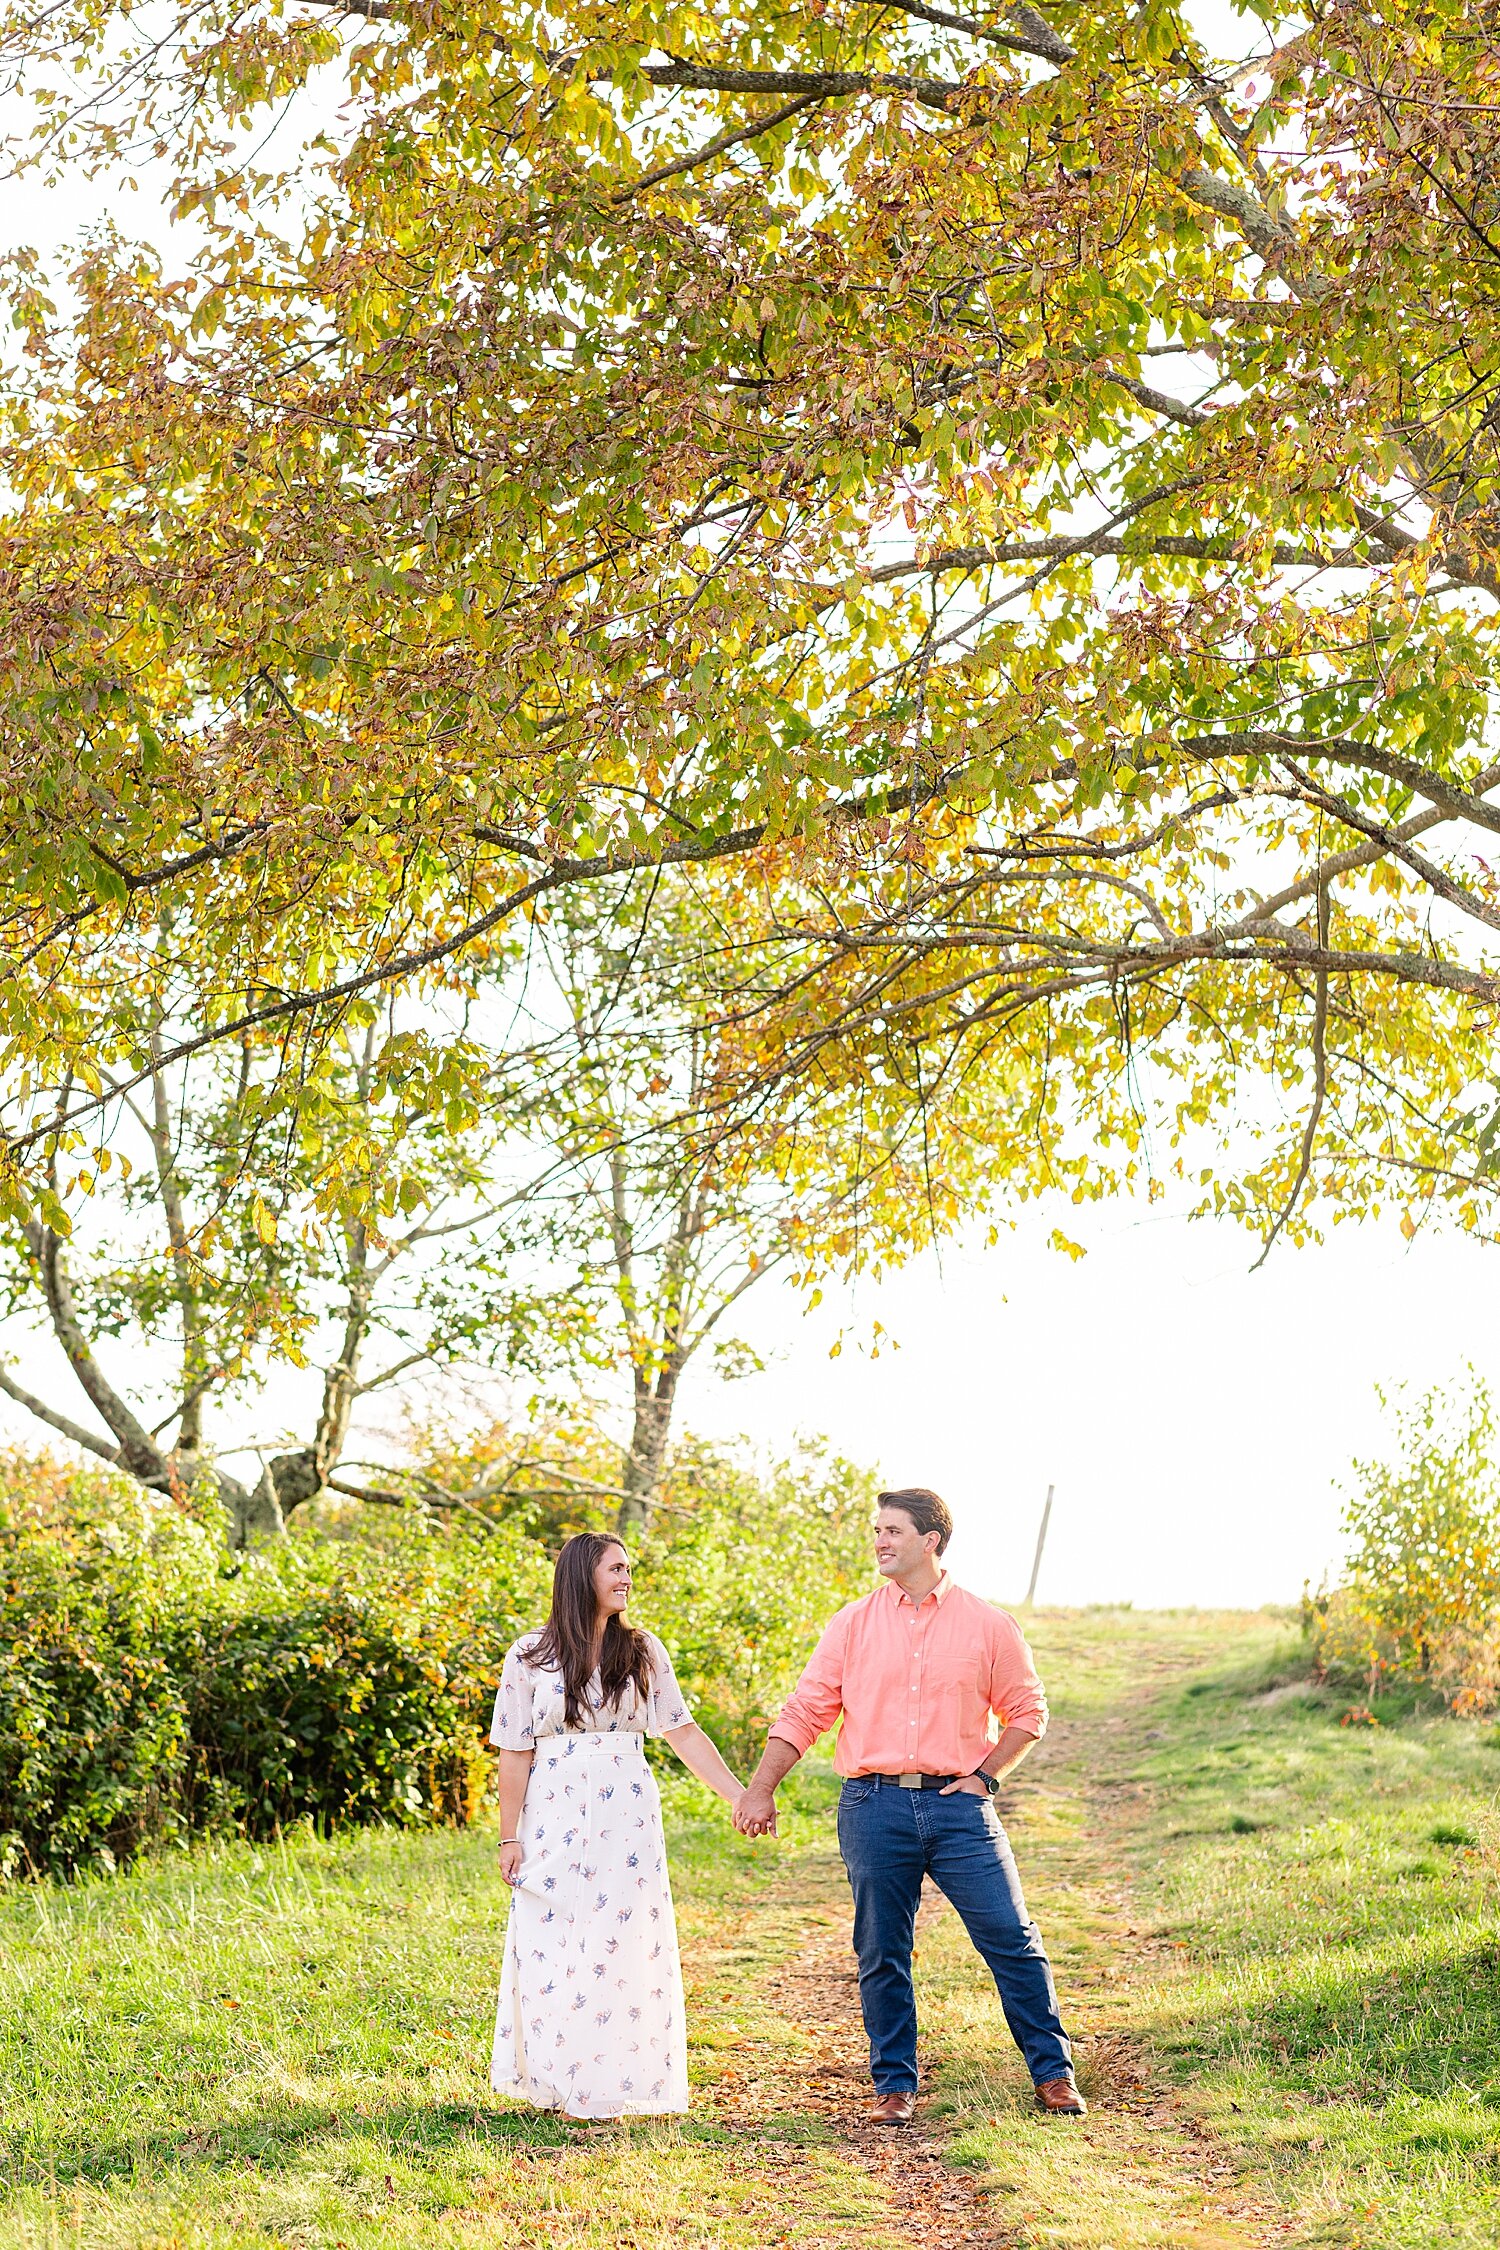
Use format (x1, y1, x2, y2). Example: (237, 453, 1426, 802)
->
(488, 875, 999, 1529)
(0, 959, 535, 1545)
(6, 0, 1500, 1258)
(1309, 1372, 1500, 1710)
(0, 872, 1006, 1544)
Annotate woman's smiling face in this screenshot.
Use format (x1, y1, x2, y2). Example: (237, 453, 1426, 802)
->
(593, 1540, 632, 1617)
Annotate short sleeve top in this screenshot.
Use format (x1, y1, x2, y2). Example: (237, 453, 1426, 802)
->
(488, 1630, 693, 1748)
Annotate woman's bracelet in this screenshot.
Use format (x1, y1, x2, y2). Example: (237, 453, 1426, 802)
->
(501, 1837, 520, 1845)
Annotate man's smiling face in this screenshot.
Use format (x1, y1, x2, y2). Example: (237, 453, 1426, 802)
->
(874, 1507, 941, 1579)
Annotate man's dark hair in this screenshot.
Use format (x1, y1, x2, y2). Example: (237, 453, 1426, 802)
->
(877, 1487, 954, 1556)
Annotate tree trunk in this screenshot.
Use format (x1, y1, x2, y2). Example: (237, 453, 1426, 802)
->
(215, 1447, 323, 1549)
(616, 1375, 678, 1538)
(213, 1231, 369, 1548)
(8, 1157, 352, 1550)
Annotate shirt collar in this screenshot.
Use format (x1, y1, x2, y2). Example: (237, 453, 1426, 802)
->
(885, 1569, 954, 1610)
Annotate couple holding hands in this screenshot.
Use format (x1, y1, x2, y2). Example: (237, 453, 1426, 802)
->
(489, 1487, 1086, 2124)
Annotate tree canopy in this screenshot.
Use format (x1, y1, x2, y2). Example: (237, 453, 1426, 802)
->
(4, 0, 1500, 1270)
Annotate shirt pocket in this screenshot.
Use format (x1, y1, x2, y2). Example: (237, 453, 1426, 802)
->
(928, 1653, 985, 1713)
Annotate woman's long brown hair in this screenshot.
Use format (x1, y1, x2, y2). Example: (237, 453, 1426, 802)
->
(524, 1532, 653, 1727)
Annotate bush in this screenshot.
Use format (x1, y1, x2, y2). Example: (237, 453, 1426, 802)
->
(0, 1517, 190, 1877)
(407, 1417, 881, 1768)
(1310, 1375, 1500, 1712)
(0, 1465, 548, 1878)
(176, 1524, 549, 1837)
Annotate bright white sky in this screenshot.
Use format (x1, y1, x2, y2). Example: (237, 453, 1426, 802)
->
(683, 1194, 1491, 1611)
(3, 6, 1490, 1615)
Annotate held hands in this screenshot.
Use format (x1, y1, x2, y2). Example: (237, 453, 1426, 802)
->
(499, 1839, 523, 1886)
(731, 1785, 779, 1838)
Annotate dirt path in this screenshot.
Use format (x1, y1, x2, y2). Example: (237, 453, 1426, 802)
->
(1020, 1711, 1293, 2248)
(741, 1853, 1004, 2248)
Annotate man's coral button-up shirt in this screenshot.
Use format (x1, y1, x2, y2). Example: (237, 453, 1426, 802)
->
(769, 1572, 1048, 1777)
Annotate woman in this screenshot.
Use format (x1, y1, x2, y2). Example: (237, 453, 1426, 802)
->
(489, 1530, 746, 2120)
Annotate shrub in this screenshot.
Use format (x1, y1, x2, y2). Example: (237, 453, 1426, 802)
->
(0, 1465, 549, 1878)
(406, 1417, 881, 1767)
(175, 1521, 549, 1837)
(0, 1476, 211, 1876)
(1311, 1375, 1500, 1712)
(396, 1408, 626, 1545)
(0, 1426, 873, 1875)
(1429, 1611, 1500, 1718)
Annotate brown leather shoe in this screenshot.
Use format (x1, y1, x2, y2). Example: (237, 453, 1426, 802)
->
(1033, 2076, 1088, 2116)
(869, 2090, 916, 2125)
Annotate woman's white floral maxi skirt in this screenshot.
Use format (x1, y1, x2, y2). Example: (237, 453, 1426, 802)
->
(492, 1731, 689, 2119)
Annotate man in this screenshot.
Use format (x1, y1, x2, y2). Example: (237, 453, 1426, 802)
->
(733, 1486, 1084, 2124)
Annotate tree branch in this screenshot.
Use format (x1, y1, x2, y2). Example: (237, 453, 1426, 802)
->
(323, 1474, 519, 1532)
(1251, 879, 1330, 1270)
(1004, 2, 1074, 65)
(1179, 164, 1299, 264)
(641, 63, 965, 117)
(1183, 731, 1500, 842)
(1206, 756, 1500, 933)
(292, 0, 394, 16)
(146, 1372, 222, 1440)
(0, 1363, 123, 1466)
(11, 775, 951, 1156)
(1274, 767, 1500, 940)
(856, 0, 1072, 61)
(22, 1222, 167, 1482)
(145, 1016, 207, 1451)
(1099, 370, 1209, 427)
(89, 820, 276, 897)
(866, 531, 1381, 582)
(351, 1348, 432, 1397)
(314, 1215, 371, 1476)
(616, 92, 826, 199)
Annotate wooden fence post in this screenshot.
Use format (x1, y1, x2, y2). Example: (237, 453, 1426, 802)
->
(1024, 1483, 1055, 1607)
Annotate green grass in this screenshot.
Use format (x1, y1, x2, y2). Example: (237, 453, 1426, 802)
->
(1131, 1636, 1500, 2248)
(5, 1608, 1500, 2248)
(0, 1770, 900, 2250)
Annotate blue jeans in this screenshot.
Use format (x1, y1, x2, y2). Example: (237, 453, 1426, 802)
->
(837, 1777, 1072, 2093)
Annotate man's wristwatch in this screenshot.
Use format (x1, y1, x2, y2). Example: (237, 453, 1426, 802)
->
(972, 1767, 1000, 1796)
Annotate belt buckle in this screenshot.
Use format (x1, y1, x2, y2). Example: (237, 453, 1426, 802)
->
(898, 1771, 923, 1789)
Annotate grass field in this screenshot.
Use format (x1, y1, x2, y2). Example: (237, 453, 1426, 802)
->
(1, 1608, 1497, 2248)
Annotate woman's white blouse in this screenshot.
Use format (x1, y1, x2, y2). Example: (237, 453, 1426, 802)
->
(489, 1631, 692, 1747)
